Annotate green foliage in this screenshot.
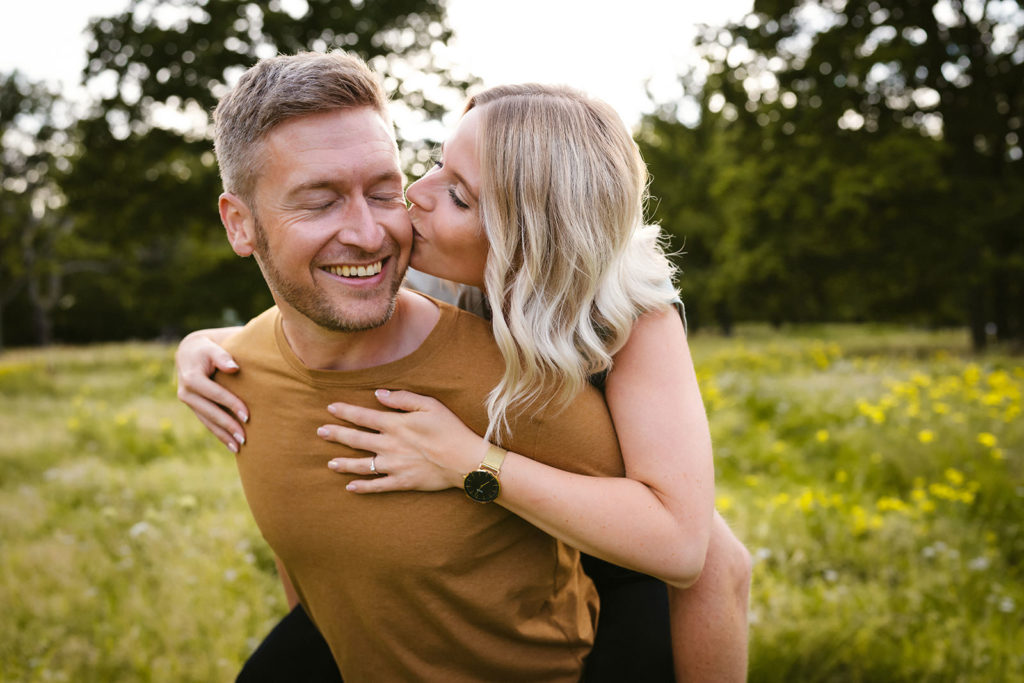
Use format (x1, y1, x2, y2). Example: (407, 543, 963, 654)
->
(2, 328, 1021, 680)
(0, 71, 73, 350)
(641, 0, 1024, 346)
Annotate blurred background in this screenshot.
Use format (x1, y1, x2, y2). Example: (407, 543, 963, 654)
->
(1, 1, 1022, 681)
(1, 0, 1020, 350)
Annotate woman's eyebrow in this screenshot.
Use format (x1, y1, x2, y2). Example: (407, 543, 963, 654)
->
(439, 142, 478, 202)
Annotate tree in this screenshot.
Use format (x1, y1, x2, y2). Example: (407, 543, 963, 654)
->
(55, 0, 473, 342)
(642, 0, 1024, 346)
(0, 71, 78, 349)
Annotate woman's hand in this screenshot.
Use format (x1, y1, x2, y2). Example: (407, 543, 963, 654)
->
(320, 389, 488, 494)
(175, 328, 248, 453)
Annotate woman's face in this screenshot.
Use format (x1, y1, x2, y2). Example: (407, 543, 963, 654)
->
(406, 106, 489, 289)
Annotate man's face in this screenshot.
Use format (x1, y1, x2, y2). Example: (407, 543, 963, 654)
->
(245, 107, 411, 332)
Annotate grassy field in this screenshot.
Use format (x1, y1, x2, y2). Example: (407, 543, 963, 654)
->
(1, 327, 1021, 681)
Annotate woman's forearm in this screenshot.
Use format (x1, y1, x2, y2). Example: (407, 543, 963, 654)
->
(493, 453, 708, 587)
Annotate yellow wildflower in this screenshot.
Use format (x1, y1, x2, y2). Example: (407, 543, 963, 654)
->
(835, 470, 849, 484)
(944, 468, 965, 486)
(977, 432, 998, 448)
(918, 430, 935, 444)
(877, 497, 909, 514)
(964, 363, 981, 386)
(929, 483, 958, 501)
(816, 430, 830, 443)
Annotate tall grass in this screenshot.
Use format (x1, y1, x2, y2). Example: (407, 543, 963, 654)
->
(0, 345, 283, 682)
(691, 327, 1023, 681)
(1, 329, 1020, 681)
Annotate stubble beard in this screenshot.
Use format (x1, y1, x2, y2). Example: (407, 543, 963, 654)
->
(252, 216, 405, 333)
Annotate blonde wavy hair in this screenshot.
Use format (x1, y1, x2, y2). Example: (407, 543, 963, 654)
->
(466, 84, 679, 443)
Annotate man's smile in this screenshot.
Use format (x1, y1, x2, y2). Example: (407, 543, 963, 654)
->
(320, 260, 384, 278)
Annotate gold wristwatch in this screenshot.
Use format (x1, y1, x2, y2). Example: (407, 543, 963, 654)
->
(463, 444, 507, 503)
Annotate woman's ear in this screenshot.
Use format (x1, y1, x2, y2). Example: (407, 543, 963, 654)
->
(219, 192, 257, 257)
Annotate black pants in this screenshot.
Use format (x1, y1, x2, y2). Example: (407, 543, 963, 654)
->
(237, 554, 673, 682)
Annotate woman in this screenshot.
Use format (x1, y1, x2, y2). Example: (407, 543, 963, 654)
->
(178, 84, 749, 681)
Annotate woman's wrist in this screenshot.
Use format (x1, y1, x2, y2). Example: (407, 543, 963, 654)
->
(438, 436, 492, 488)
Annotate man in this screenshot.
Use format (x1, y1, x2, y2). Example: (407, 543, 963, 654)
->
(205, 50, 751, 681)
(213, 50, 632, 681)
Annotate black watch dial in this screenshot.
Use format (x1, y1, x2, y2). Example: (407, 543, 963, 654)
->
(464, 470, 500, 503)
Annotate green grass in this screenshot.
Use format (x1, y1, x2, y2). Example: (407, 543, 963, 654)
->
(1, 329, 1021, 681)
(0, 344, 283, 682)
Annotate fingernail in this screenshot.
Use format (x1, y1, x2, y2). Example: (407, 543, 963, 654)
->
(226, 360, 240, 370)
(234, 432, 246, 445)
(326, 404, 338, 415)
(227, 442, 239, 454)
(317, 426, 329, 437)
(346, 483, 357, 491)
(238, 410, 249, 423)
(328, 460, 340, 470)
(375, 389, 390, 397)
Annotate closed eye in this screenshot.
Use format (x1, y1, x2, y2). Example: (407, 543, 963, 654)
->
(448, 187, 470, 210)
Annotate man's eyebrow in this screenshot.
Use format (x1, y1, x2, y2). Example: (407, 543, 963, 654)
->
(367, 168, 405, 188)
(285, 170, 404, 198)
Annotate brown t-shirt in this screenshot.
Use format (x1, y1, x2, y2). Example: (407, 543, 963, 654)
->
(219, 300, 625, 682)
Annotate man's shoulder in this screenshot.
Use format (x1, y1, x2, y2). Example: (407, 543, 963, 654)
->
(222, 307, 279, 359)
(421, 294, 493, 342)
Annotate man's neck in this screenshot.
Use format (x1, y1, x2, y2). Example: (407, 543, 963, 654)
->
(278, 289, 440, 371)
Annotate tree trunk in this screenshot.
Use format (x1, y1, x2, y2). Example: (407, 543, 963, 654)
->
(715, 301, 734, 337)
(967, 286, 987, 352)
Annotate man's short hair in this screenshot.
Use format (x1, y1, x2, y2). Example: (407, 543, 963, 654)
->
(213, 51, 390, 206)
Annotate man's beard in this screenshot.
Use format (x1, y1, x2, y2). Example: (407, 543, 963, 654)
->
(252, 216, 404, 333)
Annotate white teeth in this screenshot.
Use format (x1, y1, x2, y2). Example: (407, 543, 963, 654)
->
(325, 261, 382, 278)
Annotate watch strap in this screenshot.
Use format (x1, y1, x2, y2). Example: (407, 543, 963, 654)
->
(479, 444, 506, 475)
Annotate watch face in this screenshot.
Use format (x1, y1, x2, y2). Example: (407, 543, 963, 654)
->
(464, 470, 500, 503)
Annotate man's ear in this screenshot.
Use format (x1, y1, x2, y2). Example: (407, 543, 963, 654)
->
(219, 192, 257, 257)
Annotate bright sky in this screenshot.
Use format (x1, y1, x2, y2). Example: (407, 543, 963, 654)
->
(0, 0, 752, 126)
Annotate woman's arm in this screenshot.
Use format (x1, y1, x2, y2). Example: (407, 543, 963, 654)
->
(175, 326, 248, 452)
(324, 306, 714, 587)
(602, 305, 715, 582)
